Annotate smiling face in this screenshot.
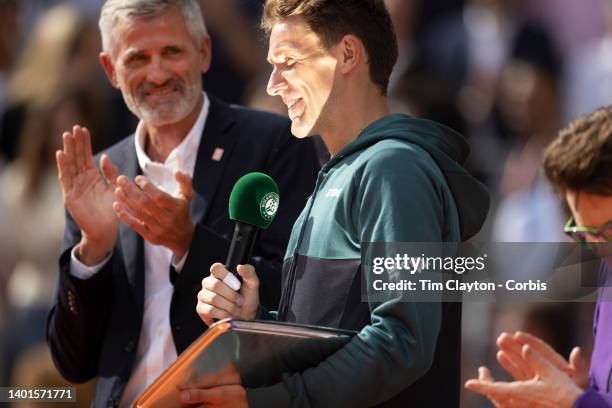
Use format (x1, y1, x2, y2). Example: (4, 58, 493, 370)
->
(266, 16, 339, 138)
(100, 6, 210, 126)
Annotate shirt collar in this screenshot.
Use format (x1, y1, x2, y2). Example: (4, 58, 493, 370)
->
(134, 92, 210, 177)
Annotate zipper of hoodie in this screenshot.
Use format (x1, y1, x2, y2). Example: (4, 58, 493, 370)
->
(277, 167, 329, 321)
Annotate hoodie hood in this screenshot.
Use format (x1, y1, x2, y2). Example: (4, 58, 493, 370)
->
(329, 113, 490, 240)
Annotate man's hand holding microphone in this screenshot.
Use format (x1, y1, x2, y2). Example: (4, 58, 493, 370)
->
(196, 172, 280, 326)
(197, 263, 260, 326)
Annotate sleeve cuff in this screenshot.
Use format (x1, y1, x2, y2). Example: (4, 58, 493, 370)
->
(69, 244, 112, 280)
(256, 304, 277, 321)
(171, 250, 189, 273)
(246, 382, 291, 408)
(573, 390, 612, 408)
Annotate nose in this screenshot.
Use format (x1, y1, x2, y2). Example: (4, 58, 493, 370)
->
(266, 67, 286, 96)
(147, 55, 172, 85)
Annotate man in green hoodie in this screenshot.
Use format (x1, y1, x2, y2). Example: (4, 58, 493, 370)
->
(190, 0, 490, 406)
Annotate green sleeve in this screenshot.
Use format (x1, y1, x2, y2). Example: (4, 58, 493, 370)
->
(247, 146, 449, 407)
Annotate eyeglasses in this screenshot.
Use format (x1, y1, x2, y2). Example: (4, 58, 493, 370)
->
(564, 216, 612, 243)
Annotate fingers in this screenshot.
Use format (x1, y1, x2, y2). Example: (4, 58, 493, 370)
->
(81, 127, 96, 168)
(236, 264, 259, 290)
(497, 332, 523, 356)
(180, 387, 222, 405)
(569, 346, 590, 389)
(198, 287, 243, 316)
(175, 171, 193, 200)
(57, 130, 80, 192)
(515, 331, 569, 371)
(58, 126, 95, 190)
(112, 174, 194, 255)
(466, 367, 529, 408)
(113, 199, 167, 247)
(56, 150, 73, 192)
(465, 377, 515, 399)
(521, 345, 556, 378)
(210, 262, 230, 282)
(464, 367, 492, 396)
(114, 185, 161, 229)
(196, 301, 232, 326)
(178, 372, 219, 390)
(179, 385, 245, 406)
(135, 176, 176, 209)
(100, 155, 120, 186)
(569, 347, 584, 372)
(197, 265, 246, 325)
(63, 131, 76, 161)
(117, 176, 152, 209)
(208, 264, 243, 303)
(115, 176, 167, 225)
(113, 201, 149, 237)
(497, 350, 532, 381)
(496, 332, 533, 380)
(479, 366, 495, 382)
(73, 125, 86, 171)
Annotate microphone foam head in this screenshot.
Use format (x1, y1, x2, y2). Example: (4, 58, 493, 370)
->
(228, 172, 280, 229)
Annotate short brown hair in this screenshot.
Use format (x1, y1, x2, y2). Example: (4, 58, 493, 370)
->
(262, 0, 398, 96)
(543, 106, 612, 196)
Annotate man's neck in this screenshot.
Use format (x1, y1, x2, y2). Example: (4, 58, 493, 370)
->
(321, 84, 390, 156)
(145, 94, 204, 163)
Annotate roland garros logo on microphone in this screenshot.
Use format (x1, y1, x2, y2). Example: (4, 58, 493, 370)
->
(260, 192, 279, 221)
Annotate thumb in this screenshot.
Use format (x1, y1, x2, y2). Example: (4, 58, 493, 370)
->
(569, 347, 585, 372)
(569, 346, 589, 388)
(479, 366, 495, 382)
(236, 264, 259, 289)
(100, 154, 120, 186)
(464, 366, 494, 391)
(175, 171, 193, 200)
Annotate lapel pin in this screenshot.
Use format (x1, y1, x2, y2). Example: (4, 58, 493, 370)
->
(211, 147, 224, 162)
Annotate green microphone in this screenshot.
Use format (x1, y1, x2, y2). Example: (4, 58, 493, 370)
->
(225, 172, 280, 288)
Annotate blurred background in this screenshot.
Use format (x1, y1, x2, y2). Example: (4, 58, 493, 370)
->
(0, 0, 609, 406)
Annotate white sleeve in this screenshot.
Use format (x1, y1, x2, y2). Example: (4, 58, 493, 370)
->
(171, 250, 189, 273)
(69, 244, 112, 280)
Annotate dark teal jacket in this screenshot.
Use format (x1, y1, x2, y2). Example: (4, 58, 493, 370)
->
(248, 114, 490, 407)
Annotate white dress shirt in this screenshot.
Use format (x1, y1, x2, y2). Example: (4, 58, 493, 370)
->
(69, 93, 210, 407)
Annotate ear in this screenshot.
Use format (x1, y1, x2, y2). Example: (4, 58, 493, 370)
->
(338, 35, 362, 75)
(199, 35, 212, 74)
(99, 52, 119, 89)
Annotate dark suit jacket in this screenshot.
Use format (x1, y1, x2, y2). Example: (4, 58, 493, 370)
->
(46, 96, 320, 408)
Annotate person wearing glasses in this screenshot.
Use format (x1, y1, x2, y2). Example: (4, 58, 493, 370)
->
(465, 106, 612, 407)
(564, 217, 612, 246)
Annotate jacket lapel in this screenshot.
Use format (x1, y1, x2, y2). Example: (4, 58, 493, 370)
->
(117, 141, 145, 316)
(190, 96, 238, 225)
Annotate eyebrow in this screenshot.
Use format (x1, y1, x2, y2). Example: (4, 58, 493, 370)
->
(267, 42, 300, 63)
(123, 48, 145, 59)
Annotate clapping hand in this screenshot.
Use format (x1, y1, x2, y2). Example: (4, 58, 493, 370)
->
(56, 125, 120, 265)
(495, 331, 589, 388)
(465, 332, 586, 408)
(112, 171, 195, 259)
